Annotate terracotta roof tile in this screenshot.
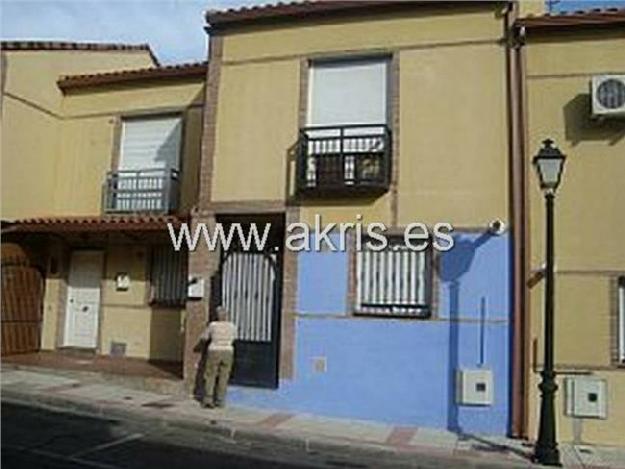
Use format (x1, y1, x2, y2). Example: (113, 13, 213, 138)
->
(57, 61, 207, 91)
(0, 40, 159, 65)
(206, 1, 425, 28)
(2, 215, 186, 233)
(207, 1, 625, 31)
(517, 8, 625, 29)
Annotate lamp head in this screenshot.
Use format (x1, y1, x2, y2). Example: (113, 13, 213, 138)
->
(533, 138, 566, 194)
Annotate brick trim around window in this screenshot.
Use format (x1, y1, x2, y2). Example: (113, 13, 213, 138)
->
(611, 275, 625, 366)
(349, 232, 437, 319)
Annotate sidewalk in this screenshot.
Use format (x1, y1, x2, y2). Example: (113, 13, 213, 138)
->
(2, 365, 624, 469)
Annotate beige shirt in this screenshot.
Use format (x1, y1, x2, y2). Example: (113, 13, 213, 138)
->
(202, 321, 237, 352)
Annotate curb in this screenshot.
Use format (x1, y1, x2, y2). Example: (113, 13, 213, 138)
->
(1, 387, 232, 437)
(1, 388, 532, 469)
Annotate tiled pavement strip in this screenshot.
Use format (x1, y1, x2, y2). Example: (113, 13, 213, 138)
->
(2, 367, 625, 468)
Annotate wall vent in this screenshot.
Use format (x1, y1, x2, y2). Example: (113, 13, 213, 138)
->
(110, 341, 127, 357)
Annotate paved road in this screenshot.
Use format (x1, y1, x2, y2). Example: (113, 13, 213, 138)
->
(1, 402, 422, 469)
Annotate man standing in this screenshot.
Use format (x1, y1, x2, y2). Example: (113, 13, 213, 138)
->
(201, 306, 237, 408)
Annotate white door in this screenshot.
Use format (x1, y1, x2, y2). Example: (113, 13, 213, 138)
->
(64, 251, 103, 348)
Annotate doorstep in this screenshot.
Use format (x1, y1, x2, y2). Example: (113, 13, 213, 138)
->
(2, 353, 185, 396)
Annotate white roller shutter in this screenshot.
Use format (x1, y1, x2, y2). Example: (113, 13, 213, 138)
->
(119, 115, 182, 170)
(308, 59, 388, 127)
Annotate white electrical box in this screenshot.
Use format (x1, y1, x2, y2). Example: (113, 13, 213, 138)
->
(565, 377, 607, 419)
(456, 369, 493, 406)
(187, 276, 204, 299)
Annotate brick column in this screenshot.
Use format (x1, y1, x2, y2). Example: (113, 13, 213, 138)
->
(279, 207, 299, 379)
(390, 52, 400, 227)
(182, 33, 223, 393)
(183, 213, 219, 393)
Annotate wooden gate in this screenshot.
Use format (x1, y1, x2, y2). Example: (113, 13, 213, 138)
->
(1, 244, 44, 356)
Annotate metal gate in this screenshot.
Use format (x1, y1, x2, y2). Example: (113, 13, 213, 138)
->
(1, 250, 44, 356)
(219, 249, 282, 388)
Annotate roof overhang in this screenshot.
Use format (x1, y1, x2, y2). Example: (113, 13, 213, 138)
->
(1, 215, 186, 234)
(57, 62, 207, 92)
(0, 41, 160, 66)
(516, 9, 625, 33)
(205, 1, 501, 31)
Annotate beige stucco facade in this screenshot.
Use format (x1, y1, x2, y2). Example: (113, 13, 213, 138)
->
(56, 82, 204, 215)
(525, 30, 625, 445)
(38, 238, 186, 362)
(2, 46, 204, 363)
(3, 3, 623, 445)
(1, 49, 156, 219)
(211, 3, 510, 228)
(2, 50, 204, 218)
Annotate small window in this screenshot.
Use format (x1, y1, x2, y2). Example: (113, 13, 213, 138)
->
(150, 246, 187, 307)
(619, 276, 625, 363)
(355, 237, 432, 318)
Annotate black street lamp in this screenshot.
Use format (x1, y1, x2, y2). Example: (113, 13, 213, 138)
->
(532, 138, 566, 466)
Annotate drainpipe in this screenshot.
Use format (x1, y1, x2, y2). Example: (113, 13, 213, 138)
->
(506, 0, 530, 439)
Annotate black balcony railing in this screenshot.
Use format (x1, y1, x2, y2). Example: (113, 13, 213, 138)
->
(296, 124, 392, 196)
(102, 168, 180, 214)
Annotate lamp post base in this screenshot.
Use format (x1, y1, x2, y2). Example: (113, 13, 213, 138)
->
(533, 445, 562, 466)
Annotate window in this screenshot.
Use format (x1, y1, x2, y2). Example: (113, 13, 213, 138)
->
(110, 115, 182, 212)
(355, 237, 432, 318)
(619, 276, 625, 363)
(301, 58, 391, 193)
(150, 246, 187, 307)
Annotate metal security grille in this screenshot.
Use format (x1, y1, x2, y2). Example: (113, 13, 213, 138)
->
(297, 124, 391, 195)
(220, 251, 277, 342)
(103, 168, 180, 214)
(150, 246, 187, 306)
(356, 241, 431, 317)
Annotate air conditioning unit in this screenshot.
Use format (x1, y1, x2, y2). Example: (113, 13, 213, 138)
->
(591, 75, 625, 118)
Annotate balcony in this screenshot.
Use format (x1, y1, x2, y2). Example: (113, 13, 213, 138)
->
(296, 124, 392, 197)
(102, 168, 180, 214)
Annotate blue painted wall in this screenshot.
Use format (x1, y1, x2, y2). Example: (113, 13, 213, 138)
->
(229, 231, 512, 435)
(297, 234, 348, 314)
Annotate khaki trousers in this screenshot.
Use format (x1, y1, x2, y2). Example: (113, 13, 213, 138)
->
(203, 349, 234, 406)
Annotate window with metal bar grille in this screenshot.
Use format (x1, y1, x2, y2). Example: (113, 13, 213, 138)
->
(355, 237, 432, 318)
(150, 246, 187, 307)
